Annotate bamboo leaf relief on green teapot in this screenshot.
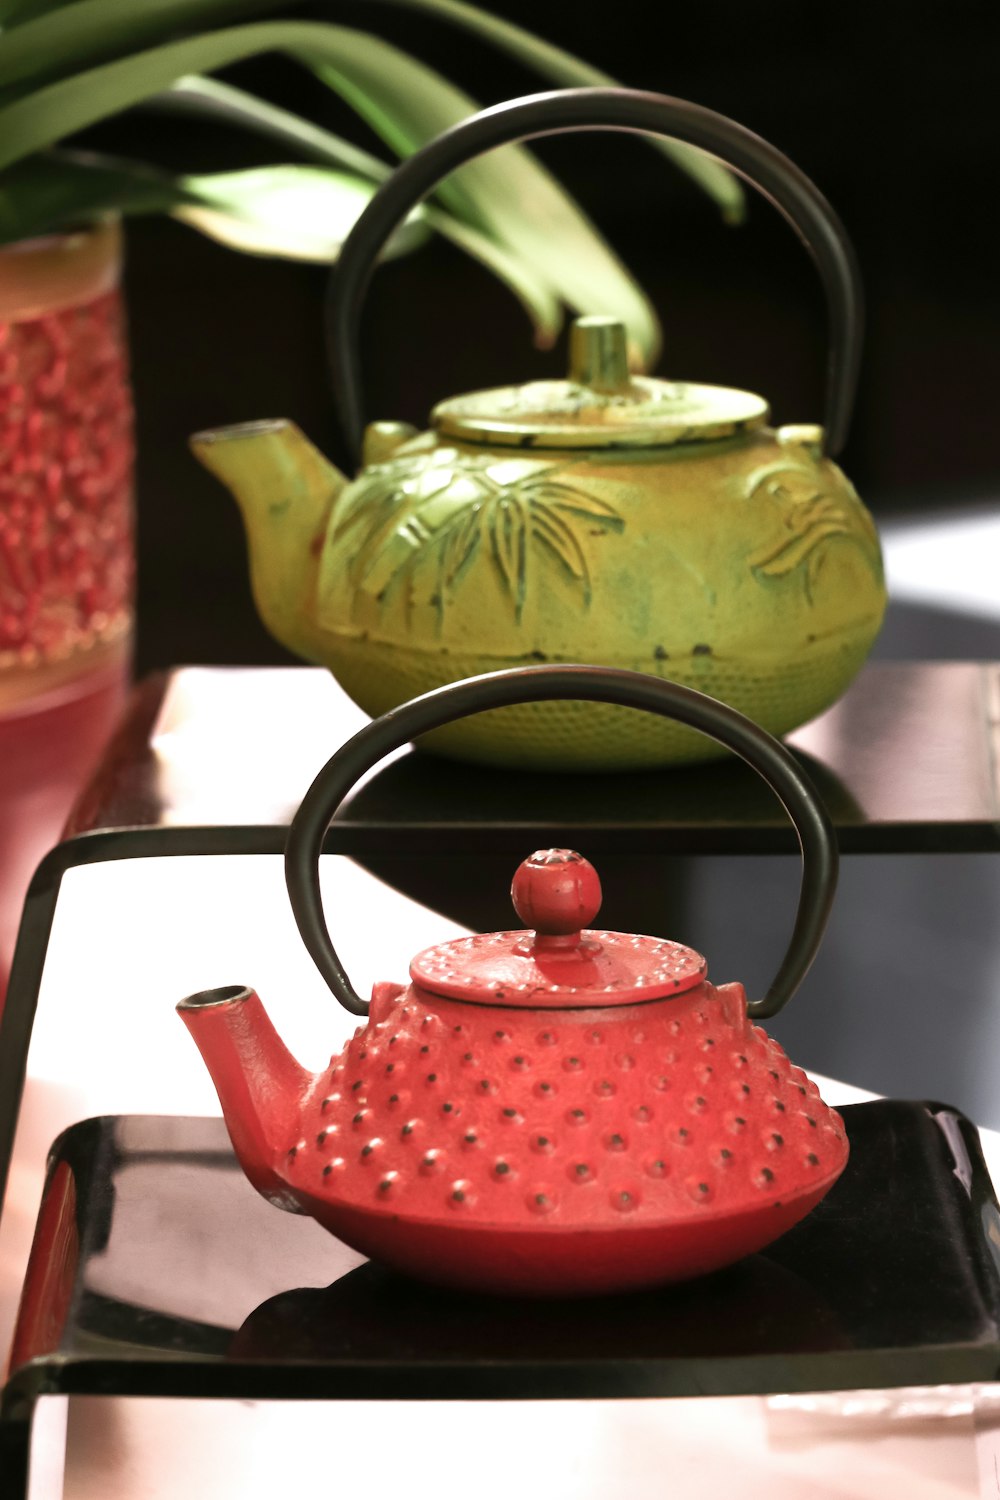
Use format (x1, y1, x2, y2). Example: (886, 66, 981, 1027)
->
(330, 453, 624, 629)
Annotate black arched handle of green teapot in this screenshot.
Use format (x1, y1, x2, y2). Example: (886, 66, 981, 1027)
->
(326, 87, 863, 462)
(285, 666, 838, 1021)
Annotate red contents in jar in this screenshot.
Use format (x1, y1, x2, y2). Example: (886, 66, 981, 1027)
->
(0, 289, 134, 666)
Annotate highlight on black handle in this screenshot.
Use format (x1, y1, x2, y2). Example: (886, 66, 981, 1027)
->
(284, 666, 839, 1020)
(325, 87, 863, 463)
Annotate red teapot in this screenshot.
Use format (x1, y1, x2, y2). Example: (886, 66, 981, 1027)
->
(179, 667, 847, 1296)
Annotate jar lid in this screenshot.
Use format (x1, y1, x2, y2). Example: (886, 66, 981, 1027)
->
(431, 317, 768, 451)
(409, 849, 707, 1009)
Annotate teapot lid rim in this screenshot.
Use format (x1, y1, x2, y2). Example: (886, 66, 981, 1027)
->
(430, 318, 768, 450)
(409, 928, 708, 1008)
(432, 376, 770, 451)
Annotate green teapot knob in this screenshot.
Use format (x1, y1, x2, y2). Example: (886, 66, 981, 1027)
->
(568, 317, 632, 393)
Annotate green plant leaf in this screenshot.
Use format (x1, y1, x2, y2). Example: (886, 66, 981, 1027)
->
(157, 75, 395, 186)
(0, 19, 659, 360)
(155, 80, 560, 339)
(307, 48, 661, 361)
(0, 148, 188, 244)
(174, 164, 429, 261)
(368, 0, 745, 224)
(0, 0, 68, 27)
(0, 0, 742, 224)
(0, 99, 557, 334)
(0, 22, 440, 170)
(0, 146, 558, 334)
(0, 0, 297, 96)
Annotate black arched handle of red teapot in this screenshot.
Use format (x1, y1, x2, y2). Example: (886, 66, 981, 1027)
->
(285, 666, 838, 1021)
(326, 87, 863, 462)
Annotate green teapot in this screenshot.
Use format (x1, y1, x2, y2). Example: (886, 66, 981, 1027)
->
(192, 89, 885, 771)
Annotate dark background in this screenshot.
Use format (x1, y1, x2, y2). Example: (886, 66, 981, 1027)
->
(87, 0, 1000, 673)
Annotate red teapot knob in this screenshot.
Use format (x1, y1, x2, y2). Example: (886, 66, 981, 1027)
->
(511, 849, 602, 941)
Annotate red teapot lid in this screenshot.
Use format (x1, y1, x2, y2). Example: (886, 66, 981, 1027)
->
(410, 849, 707, 1009)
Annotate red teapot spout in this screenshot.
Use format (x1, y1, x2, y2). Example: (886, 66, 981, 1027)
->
(177, 985, 311, 1213)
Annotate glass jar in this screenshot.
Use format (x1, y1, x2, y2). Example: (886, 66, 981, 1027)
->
(0, 219, 134, 1001)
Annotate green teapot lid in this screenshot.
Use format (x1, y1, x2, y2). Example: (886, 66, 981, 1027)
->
(432, 316, 770, 450)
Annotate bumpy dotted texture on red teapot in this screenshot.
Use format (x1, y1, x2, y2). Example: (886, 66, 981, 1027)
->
(0, 291, 134, 668)
(286, 982, 847, 1229)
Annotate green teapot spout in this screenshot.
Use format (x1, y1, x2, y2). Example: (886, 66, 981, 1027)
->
(190, 420, 347, 664)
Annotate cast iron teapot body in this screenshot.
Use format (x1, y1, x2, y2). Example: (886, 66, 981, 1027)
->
(179, 668, 848, 1297)
(192, 90, 885, 772)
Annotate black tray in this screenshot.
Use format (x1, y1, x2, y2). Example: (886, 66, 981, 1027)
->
(4, 1098, 1000, 1477)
